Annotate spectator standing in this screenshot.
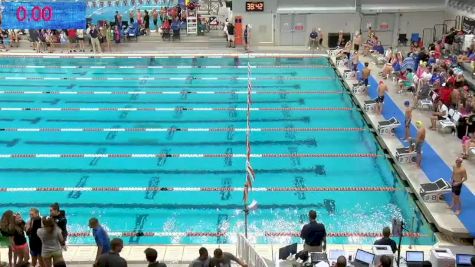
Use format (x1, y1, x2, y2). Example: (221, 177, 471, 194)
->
(26, 208, 43, 267)
(144, 10, 151, 35)
(114, 11, 122, 28)
(96, 238, 127, 267)
(37, 217, 65, 267)
(77, 29, 85, 52)
(49, 203, 68, 242)
(0, 210, 15, 267)
(89, 218, 110, 265)
(67, 29, 77, 53)
(244, 24, 251, 52)
(152, 9, 159, 32)
(373, 227, 397, 253)
(12, 213, 30, 265)
(226, 22, 235, 48)
(209, 248, 247, 267)
(89, 25, 102, 54)
(189, 247, 209, 267)
(300, 210, 326, 252)
(129, 9, 135, 24)
(144, 248, 167, 267)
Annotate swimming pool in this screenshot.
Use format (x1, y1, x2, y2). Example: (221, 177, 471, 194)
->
(0, 55, 435, 245)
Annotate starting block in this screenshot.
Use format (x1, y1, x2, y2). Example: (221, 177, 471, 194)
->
(352, 83, 367, 94)
(364, 99, 377, 112)
(395, 147, 417, 164)
(337, 59, 348, 68)
(328, 49, 341, 57)
(377, 117, 400, 135)
(419, 178, 451, 203)
(344, 70, 356, 79)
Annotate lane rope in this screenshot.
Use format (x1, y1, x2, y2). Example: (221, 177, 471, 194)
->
(0, 127, 366, 132)
(0, 54, 326, 59)
(0, 107, 354, 112)
(0, 90, 344, 95)
(0, 153, 381, 158)
(0, 186, 397, 192)
(66, 231, 424, 238)
(0, 64, 330, 69)
(0, 76, 334, 81)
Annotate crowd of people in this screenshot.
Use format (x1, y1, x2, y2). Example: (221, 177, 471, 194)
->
(0, 203, 250, 267)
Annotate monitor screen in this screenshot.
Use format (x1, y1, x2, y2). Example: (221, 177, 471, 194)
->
(278, 243, 297, 260)
(456, 254, 474, 266)
(355, 249, 375, 265)
(406, 251, 424, 262)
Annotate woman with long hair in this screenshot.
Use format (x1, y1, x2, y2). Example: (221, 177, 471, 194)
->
(37, 217, 65, 267)
(12, 213, 30, 265)
(0, 210, 16, 267)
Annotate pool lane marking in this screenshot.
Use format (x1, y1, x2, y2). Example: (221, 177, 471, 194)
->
(0, 90, 344, 95)
(0, 186, 396, 192)
(0, 76, 333, 81)
(0, 107, 353, 112)
(0, 64, 330, 69)
(0, 127, 364, 132)
(0, 153, 380, 158)
(0, 53, 328, 58)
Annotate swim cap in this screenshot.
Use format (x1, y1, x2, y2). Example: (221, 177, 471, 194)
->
(416, 121, 423, 128)
(404, 100, 410, 106)
(379, 80, 384, 84)
(456, 157, 463, 163)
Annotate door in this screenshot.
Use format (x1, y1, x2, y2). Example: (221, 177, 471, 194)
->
(279, 14, 307, 46)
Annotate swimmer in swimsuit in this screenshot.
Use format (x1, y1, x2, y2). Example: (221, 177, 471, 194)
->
(404, 100, 412, 141)
(415, 121, 425, 168)
(450, 157, 467, 215)
(376, 81, 388, 115)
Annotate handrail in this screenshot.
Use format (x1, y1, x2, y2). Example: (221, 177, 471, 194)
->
(237, 234, 270, 267)
(443, 20, 456, 31)
(433, 23, 447, 42)
(422, 28, 434, 44)
(455, 16, 461, 30)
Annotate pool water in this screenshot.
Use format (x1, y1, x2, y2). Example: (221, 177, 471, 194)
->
(0, 56, 435, 245)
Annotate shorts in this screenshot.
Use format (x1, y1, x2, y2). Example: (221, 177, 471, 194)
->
(77, 37, 84, 41)
(319, 38, 323, 45)
(354, 44, 360, 51)
(13, 243, 28, 253)
(42, 249, 63, 259)
(228, 35, 235, 42)
(30, 248, 41, 257)
(437, 115, 446, 121)
(451, 184, 462, 196)
(405, 119, 411, 128)
(363, 78, 369, 87)
(376, 96, 384, 103)
(415, 141, 423, 154)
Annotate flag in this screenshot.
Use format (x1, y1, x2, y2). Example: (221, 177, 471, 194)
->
(246, 160, 255, 186)
(243, 183, 249, 203)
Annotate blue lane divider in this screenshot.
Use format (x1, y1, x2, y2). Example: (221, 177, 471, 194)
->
(360, 63, 475, 236)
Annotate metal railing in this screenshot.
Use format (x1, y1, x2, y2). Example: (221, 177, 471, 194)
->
(237, 234, 270, 267)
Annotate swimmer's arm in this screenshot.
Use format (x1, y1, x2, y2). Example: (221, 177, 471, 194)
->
(461, 169, 468, 184)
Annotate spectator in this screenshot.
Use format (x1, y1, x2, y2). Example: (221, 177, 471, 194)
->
(226, 22, 235, 48)
(189, 247, 209, 267)
(37, 217, 65, 267)
(49, 203, 68, 242)
(374, 227, 397, 253)
(67, 29, 77, 53)
(96, 238, 127, 267)
(114, 11, 122, 28)
(152, 9, 159, 33)
(379, 255, 392, 267)
(470, 256, 475, 267)
(89, 24, 102, 54)
(336, 256, 347, 267)
(144, 247, 166, 267)
(209, 248, 247, 267)
(144, 10, 150, 35)
(300, 210, 326, 252)
(430, 99, 448, 130)
(0, 210, 15, 267)
(12, 213, 30, 265)
(77, 29, 85, 52)
(26, 208, 43, 267)
(89, 218, 110, 265)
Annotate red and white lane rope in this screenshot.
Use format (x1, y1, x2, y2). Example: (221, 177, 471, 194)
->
(0, 186, 397, 192)
(0, 64, 329, 69)
(0, 54, 325, 59)
(0, 76, 333, 81)
(0, 107, 353, 112)
(66, 231, 424, 238)
(0, 127, 366, 132)
(0, 153, 381, 159)
(0, 90, 344, 95)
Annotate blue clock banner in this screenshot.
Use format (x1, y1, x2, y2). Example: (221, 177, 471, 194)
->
(1, 2, 87, 29)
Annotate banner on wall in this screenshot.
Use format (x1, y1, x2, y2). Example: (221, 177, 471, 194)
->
(462, 16, 475, 34)
(1, 1, 86, 29)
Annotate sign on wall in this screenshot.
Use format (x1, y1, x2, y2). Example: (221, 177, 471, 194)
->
(246, 1, 264, 12)
(1, 1, 86, 29)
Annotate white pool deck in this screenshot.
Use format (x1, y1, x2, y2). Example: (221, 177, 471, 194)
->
(0, 46, 473, 266)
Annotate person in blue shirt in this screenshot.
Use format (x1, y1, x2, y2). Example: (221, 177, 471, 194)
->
(89, 218, 110, 265)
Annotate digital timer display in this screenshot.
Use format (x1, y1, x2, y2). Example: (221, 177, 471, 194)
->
(246, 1, 264, 12)
(1, 2, 86, 30)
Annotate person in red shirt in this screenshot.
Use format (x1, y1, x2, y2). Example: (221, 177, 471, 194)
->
(446, 69, 456, 88)
(67, 29, 77, 53)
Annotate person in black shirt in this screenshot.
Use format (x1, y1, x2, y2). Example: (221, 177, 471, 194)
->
(300, 210, 326, 252)
(50, 202, 68, 242)
(26, 208, 43, 267)
(374, 227, 397, 253)
(144, 10, 150, 35)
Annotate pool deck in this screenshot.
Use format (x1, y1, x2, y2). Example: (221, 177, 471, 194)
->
(332, 55, 475, 240)
(0, 45, 474, 266)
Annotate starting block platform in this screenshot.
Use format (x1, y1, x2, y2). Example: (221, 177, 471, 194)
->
(419, 178, 452, 203)
(364, 99, 377, 112)
(395, 147, 417, 164)
(377, 117, 400, 135)
(352, 83, 367, 94)
(344, 70, 356, 79)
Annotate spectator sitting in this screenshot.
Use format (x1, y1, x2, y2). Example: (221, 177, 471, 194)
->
(379, 255, 393, 267)
(336, 256, 347, 267)
(373, 227, 397, 253)
(189, 247, 209, 267)
(96, 238, 127, 267)
(145, 247, 167, 267)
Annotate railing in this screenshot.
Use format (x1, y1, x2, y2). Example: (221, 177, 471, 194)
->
(237, 234, 270, 267)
